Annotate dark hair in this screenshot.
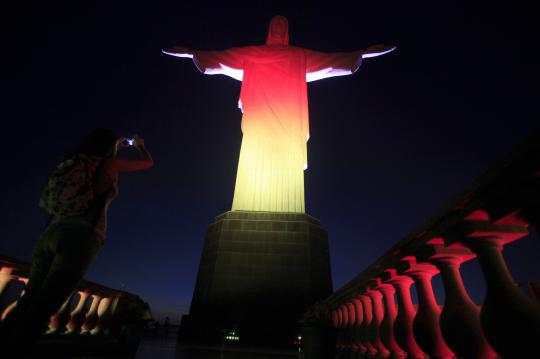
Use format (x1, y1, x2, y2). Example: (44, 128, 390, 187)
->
(77, 128, 118, 158)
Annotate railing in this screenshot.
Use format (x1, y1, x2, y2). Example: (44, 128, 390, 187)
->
(0, 255, 152, 357)
(302, 130, 540, 358)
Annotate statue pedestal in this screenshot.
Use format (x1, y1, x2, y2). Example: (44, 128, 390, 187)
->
(179, 211, 333, 348)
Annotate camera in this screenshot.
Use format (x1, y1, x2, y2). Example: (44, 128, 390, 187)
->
(124, 138, 134, 146)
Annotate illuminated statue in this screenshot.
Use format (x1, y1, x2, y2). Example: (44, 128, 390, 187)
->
(164, 16, 394, 213)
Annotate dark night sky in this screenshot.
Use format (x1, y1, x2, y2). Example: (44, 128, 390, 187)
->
(1, 1, 539, 322)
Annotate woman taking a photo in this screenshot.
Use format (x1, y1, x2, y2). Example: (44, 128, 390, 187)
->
(0, 128, 154, 356)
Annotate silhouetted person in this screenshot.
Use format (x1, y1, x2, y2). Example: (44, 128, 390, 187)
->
(163, 316, 170, 338)
(0, 128, 154, 357)
(153, 320, 161, 338)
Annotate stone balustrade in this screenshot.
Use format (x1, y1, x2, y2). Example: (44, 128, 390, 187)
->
(0, 255, 152, 356)
(302, 130, 540, 358)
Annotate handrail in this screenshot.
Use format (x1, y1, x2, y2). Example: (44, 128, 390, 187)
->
(0, 254, 152, 356)
(302, 129, 540, 358)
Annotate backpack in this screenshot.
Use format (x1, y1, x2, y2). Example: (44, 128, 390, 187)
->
(39, 154, 102, 217)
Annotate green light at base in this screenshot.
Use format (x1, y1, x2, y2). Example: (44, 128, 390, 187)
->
(224, 329, 240, 341)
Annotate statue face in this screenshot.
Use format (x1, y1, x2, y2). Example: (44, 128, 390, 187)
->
(266, 16, 289, 45)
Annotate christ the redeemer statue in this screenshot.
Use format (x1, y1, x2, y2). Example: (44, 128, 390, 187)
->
(164, 15, 394, 213)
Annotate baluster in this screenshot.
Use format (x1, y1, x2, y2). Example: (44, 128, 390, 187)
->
(346, 301, 357, 352)
(90, 297, 112, 335)
(47, 293, 73, 335)
(0, 267, 15, 299)
(65, 290, 90, 335)
(462, 235, 540, 358)
(338, 304, 349, 350)
(347, 302, 356, 328)
(106, 293, 128, 338)
(375, 279, 406, 359)
(352, 297, 367, 355)
(401, 257, 454, 359)
(80, 294, 101, 334)
(0, 268, 17, 321)
(337, 304, 349, 350)
(344, 303, 353, 350)
(384, 270, 425, 359)
(338, 305, 344, 328)
(1, 277, 28, 321)
(359, 294, 377, 357)
(332, 309, 339, 328)
(366, 287, 390, 358)
(425, 240, 496, 358)
(342, 304, 350, 328)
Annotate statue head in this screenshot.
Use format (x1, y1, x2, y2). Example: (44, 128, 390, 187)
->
(266, 16, 289, 45)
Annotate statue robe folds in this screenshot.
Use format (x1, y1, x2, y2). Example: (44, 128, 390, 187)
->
(192, 46, 362, 213)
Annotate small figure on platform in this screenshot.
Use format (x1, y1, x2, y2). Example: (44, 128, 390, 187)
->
(153, 320, 161, 338)
(0, 128, 154, 356)
(163, 316, 170, 338)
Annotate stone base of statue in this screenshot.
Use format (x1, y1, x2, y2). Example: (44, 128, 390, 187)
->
(178, 211, 333, 348)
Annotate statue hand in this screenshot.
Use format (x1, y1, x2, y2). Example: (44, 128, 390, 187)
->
(361, 44, 396, 58)
(162, 46, 194, 58)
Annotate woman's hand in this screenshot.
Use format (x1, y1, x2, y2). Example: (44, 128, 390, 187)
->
(131, 134, 145, 149)
(116, 137, 131, 150)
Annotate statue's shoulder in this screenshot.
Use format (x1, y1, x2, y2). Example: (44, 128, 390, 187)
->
(259, 45, 307, 55)
(236, 45, 307, 64)
(288, 45, 305, 51)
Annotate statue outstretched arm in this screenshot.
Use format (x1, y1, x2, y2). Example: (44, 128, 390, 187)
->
(305, 49, 362, 82)
(305, 44, 395, 82)
(162, 46, 246, 81)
